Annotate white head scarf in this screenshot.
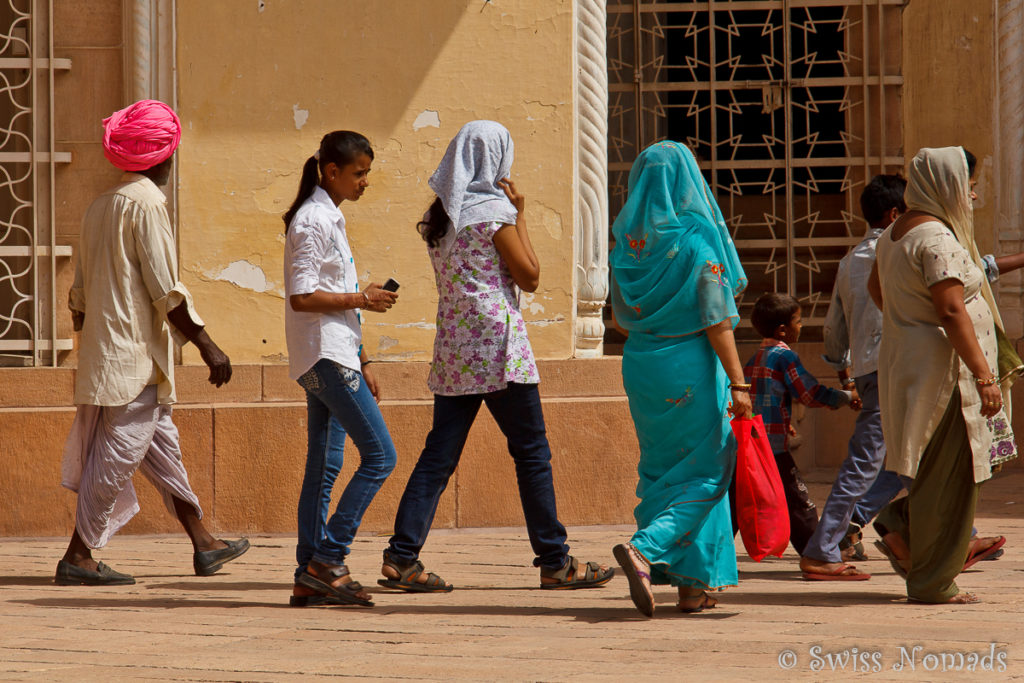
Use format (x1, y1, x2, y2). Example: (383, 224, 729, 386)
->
(905, 147, 1002, 330)
(428, 120, 518, 256)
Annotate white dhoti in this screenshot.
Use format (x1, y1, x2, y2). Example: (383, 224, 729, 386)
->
(61, 385, 202, 549)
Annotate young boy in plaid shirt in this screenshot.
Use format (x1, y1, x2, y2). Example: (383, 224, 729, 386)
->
(741, 293, 852, 554)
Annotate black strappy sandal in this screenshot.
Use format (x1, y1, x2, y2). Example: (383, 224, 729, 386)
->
(297, 561, 374, 606)
(540, 555, 615, 590)
(377, 551, 454, 593)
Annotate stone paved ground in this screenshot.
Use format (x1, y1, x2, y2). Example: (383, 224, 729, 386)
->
(2, 472, 1024, 682)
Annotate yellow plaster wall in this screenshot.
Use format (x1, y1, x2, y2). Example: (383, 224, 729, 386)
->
(174, 0, 576, 365)
(902, 0, 997, 254)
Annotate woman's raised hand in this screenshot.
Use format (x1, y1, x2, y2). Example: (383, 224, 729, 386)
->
(497, 177, 525, 214)
(729, 388, 753, 419)
(362, 283, 398, 313)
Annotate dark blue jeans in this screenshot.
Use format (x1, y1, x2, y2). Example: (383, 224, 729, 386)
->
(387, 382, 570, 570)
(295, 359, 396, 581)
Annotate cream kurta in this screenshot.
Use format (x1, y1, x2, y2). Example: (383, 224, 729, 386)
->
(69, 173, 201, 405)
(876, 221, 995, 484)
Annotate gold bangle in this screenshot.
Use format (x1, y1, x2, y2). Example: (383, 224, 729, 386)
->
(975, 376, 998, 386)
(729, 383, 751, 391)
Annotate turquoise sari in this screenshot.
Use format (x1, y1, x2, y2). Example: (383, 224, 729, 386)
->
(611, 141, 747, 590)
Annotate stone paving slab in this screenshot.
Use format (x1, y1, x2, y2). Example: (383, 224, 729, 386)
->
(2, 473, 1024, 681)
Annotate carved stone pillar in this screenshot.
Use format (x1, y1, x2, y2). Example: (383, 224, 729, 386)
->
(573, 0, 609, 357)
(123, 0, 176, 106)
(122, 0, 177, 223)
(997, 0, 1024, 339)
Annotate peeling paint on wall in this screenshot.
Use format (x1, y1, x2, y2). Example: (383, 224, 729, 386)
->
(526, 315, 566, 327)
(523, 100, 557, 121)
(292, 104, 309, 130)
(258, 1, 265, 12)
(413, 110, 441, 131)
(378, 335, 399, 350)
(393, 321, 437, 330)
(214, 260, 274, 293)
(522, 292, 546, 315)
(532, 201, 563, 240)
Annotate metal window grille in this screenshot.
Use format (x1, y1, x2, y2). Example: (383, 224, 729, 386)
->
(607, 0, 904, 341)
(0, 0, 71, 366)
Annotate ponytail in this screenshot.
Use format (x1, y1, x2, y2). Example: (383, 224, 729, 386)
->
(282, 130, 374, 232)
(283, 156, 320, 231)
(417, 196, 449, 248)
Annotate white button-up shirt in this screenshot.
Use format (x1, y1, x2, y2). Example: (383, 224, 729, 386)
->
(284, 186, 362, 380)
(69, 174, 203, 406)
(823, 227, 884, 378)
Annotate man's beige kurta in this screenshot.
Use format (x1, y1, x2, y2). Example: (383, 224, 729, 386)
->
(69, 173, 201, 405)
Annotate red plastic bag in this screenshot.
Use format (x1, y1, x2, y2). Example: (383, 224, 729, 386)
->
(731, 415, 790, 562)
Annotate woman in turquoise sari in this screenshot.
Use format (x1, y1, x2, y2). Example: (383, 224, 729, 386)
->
(611, 141, 751, 617)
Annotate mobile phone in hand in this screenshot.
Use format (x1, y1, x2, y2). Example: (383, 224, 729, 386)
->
(382, 278, 400, 292)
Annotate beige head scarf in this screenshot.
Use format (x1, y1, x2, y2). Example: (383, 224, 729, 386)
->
(906, 147, 1024, 407)
(905, 146, 1002, 329)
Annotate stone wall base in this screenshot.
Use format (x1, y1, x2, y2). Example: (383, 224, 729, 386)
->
(2, 347, 1019, 538)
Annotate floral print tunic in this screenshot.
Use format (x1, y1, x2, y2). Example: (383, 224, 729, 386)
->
(427, 221, 539, 396)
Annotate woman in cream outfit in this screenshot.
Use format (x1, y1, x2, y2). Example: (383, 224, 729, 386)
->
(868, 147, 1014, 604)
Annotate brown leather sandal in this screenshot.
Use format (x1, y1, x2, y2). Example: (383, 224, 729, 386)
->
(540, 555, 615, 590)
(377, 551, 453, 593)
(297, 561, 373, 606)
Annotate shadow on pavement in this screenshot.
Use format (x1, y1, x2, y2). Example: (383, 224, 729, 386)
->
(10, 596, 740, 622)
(0, 576, 55, 587)
(144, 581, 287, 592)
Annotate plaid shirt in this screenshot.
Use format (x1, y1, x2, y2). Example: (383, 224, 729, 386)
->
(744, 339, 847, 453)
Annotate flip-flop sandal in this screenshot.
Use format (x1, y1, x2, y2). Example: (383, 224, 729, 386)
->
(801, 563, 871, 581)
(539, 555, 615, 590)
(297, 564, 373, 607)
(981, 548, 1004, 561)
(678, 591, 717, 613)
(874, 540, 909, 579)
(963, 536, 1006, 571)
(377, 556, 453, 593)
(613, 543, 654, 617)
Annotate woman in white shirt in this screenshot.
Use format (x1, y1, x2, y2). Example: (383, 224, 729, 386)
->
(283, 130, 399, 607)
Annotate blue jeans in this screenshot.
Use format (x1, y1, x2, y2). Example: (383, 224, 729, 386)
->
(294, 359, 396, 581)
(387, 382, 570, 570)
(852, 470, 911, 528)
(802, 372, 886, 563)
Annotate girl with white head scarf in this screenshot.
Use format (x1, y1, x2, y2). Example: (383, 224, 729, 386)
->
(868, 146, 1015, 604)
(378, 121, 614, 593)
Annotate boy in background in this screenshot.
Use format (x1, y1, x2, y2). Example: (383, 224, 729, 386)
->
(742, 293, 852, 557)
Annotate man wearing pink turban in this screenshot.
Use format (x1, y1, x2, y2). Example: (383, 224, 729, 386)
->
(102, 99, 182, 172)
(57, 100, 249, 586)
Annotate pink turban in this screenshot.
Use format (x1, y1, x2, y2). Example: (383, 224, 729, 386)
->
(102, 99, 181, 172)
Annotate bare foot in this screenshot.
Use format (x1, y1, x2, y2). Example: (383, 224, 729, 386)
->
(969, 536, 1001, 556)
(799, 557, 868, 578)
(947, 592, 981, 604)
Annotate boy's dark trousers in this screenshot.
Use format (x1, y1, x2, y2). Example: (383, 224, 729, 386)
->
(728, 450, 819, 555)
